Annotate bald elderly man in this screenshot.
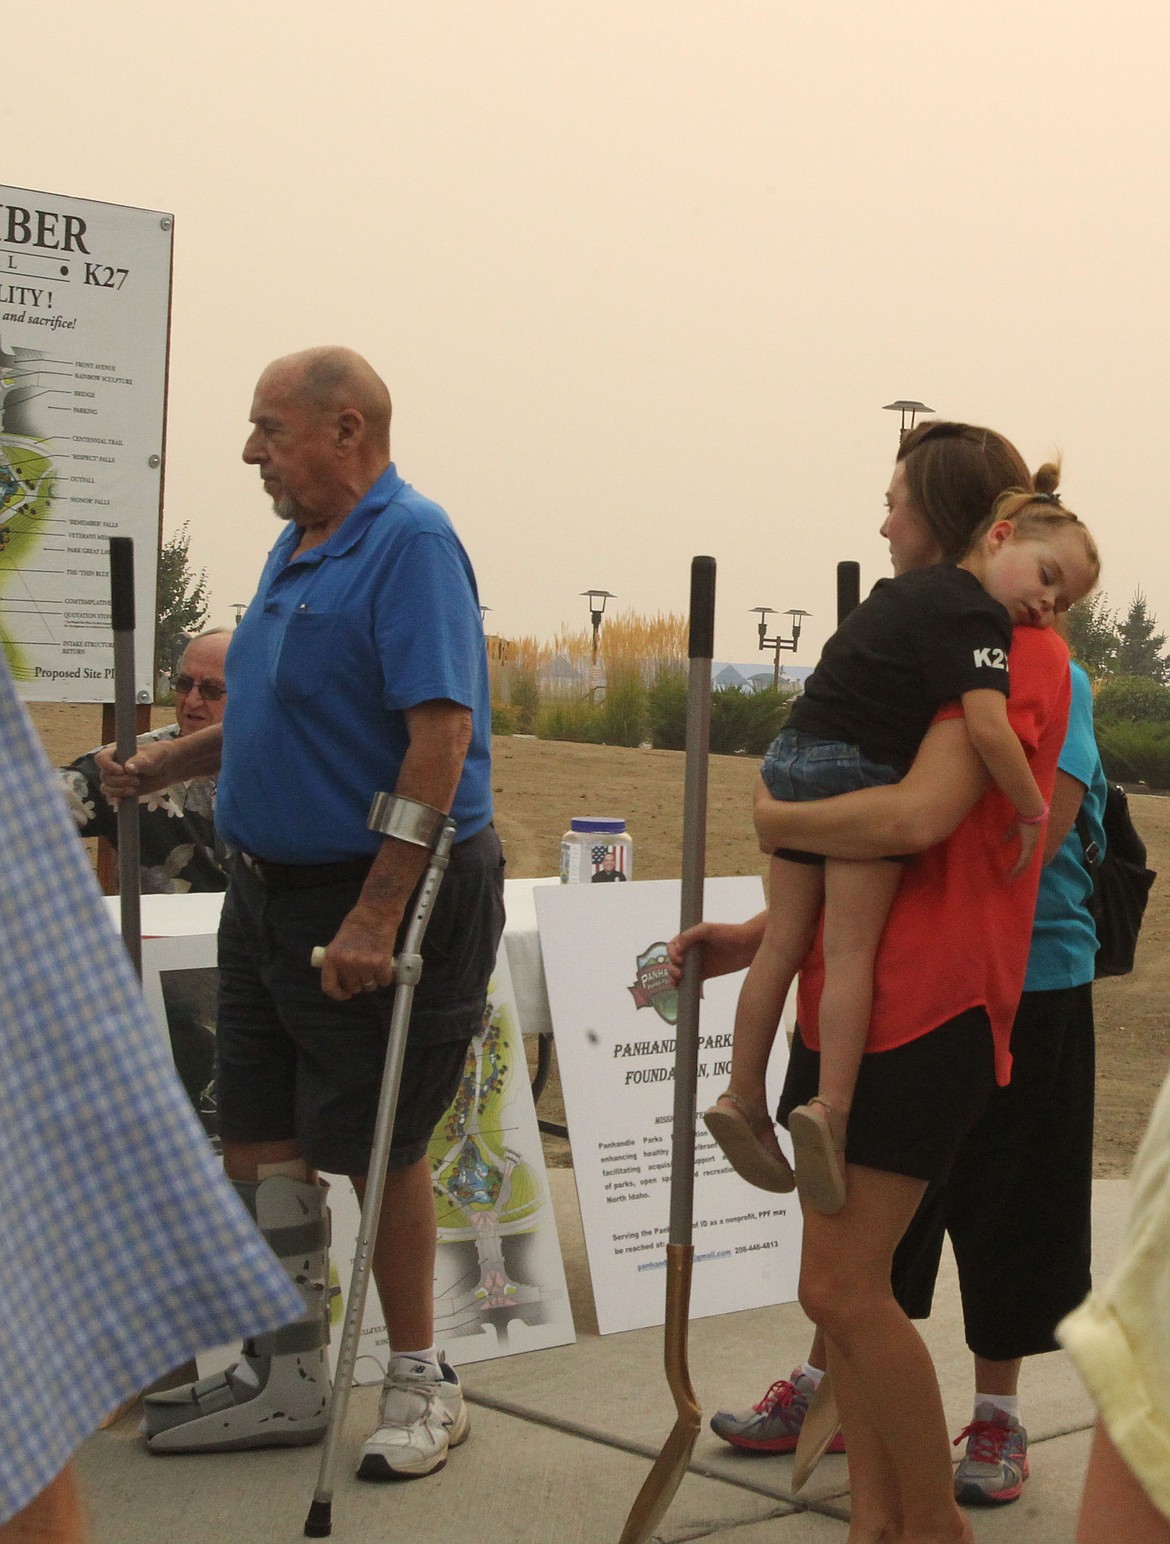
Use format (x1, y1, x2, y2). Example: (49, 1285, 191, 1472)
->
(100, 348, 504, 1483)
(61, 629, 231, 893)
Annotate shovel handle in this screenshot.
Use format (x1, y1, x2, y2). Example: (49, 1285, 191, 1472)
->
(837, 560, 860, 624)
(671, 556, 715, 1246)
(688, 555, 716, 663)
(110, 537, 141, 977)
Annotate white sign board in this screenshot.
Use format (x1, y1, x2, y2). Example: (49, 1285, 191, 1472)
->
(536, 878, 803, 1336)
(136, 928, 574, 1381)
(0, 185, 173, 701)
(327, 945, 575, 1377)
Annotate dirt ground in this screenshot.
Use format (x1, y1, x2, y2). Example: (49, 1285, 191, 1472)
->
(32, 706, 1170, 1179)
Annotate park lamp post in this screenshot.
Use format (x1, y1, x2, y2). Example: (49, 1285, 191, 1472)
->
(882, 399, 934, 443)
(752, 606, 811, 690)
(479, 604, 492, 626)
(232, 602, 247, 626)
(580, 588, 615, 666)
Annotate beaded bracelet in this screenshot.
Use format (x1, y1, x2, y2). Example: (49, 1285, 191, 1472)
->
(1017, 803, 1050, 826)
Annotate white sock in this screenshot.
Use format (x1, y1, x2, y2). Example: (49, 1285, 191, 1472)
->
(392, 1347, 440, 1376)
(802, 1363, 826, 1388)
(975, 1392, 1020, 1422)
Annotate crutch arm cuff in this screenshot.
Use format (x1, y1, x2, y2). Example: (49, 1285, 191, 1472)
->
(366, 793, 449, 850)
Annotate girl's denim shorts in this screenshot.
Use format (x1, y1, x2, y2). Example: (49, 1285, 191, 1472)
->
(761, 727, 901, 803)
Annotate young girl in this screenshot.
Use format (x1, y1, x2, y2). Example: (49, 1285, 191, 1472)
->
(704, 478, 1100, 1213)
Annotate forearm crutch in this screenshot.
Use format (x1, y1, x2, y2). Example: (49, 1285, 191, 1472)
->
(304, 794, 456, 1539)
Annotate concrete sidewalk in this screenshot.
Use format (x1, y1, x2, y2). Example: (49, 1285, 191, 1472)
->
(77, 1173, 1128, 1543)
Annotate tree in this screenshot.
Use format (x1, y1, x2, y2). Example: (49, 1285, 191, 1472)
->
(156, 522, 210, 676)
(1114, 589, 1170, 684)
(1065, 593, 1119, 680)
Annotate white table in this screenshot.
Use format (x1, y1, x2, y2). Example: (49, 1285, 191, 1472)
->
(103, 876, 560, 1038)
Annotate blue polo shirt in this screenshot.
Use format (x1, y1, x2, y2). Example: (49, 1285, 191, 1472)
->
(216, 465, 492, 863)
(1024, 662, 1107, 992)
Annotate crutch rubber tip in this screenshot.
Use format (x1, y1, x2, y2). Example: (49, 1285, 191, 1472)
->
(304, 1500, 332, 1537)
(310, 947, 326, 969)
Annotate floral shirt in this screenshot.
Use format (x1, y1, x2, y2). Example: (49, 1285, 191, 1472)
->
(59, 723, 228, 894)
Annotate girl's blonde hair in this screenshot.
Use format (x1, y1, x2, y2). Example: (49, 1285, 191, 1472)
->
(974, 460, 1101, 587)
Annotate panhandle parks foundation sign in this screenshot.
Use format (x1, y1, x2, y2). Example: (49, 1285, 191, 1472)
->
(0, 186, 173, 701)
(536, 877, 803, 1336)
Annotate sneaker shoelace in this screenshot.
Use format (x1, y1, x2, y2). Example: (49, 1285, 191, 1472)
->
(954, 1418, 1014, 1464)
(756, 1378, 799, 1415)
(379, 1371, 444, 1428)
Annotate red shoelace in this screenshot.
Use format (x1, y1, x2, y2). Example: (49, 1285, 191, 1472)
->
(954, 1417, 1013, 1463)
(756, 1378, 799, 1414)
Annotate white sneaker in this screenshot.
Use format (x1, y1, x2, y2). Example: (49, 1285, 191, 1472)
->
(357, 1355, 469, 1481)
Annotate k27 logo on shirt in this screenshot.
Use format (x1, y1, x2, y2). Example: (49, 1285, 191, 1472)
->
(972, 647, 1008, 670)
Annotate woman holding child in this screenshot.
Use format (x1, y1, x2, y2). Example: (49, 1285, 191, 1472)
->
(673, 421, 1101, 1543)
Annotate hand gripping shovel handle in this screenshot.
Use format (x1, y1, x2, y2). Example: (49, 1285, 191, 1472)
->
(109, 538, 142, 977)
(619, 556, 714, 1544)
(305, 813, 456, 1539)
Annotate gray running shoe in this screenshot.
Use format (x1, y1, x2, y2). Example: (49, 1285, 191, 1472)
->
(710, 1369, 846, 1455)
(953, 1403, 1029, 1505)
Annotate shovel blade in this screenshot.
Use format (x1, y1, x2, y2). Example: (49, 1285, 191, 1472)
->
(618, 1245, 701, 1543)
(791, 1370, 843, 1492)
(618, 1417, 700, 1544)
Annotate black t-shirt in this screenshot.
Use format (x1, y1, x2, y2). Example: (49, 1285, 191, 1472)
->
(788, 565, 1013, 775)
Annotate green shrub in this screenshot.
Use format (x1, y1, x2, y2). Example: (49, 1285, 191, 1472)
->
(1094, 675, 1170, 726)
(509, 670, 542, 734)
(535, 696, 602, 743)
(491, 702, 518, 735)
(709, 685, 792, 756)
(648, 667, 688, 750)
(594, 666, 647, 747)
(1095, 723, 1170, 788)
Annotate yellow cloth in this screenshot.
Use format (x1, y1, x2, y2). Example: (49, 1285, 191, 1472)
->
(1058, 1070, 1170, 1522)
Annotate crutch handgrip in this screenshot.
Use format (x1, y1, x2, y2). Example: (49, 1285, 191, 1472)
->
(309, 945, 401, 978)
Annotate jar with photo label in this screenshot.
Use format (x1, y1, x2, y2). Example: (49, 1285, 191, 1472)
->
(559, 817, 633, 885)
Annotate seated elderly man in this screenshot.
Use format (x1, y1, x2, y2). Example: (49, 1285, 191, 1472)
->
(59, 629, 231, 893)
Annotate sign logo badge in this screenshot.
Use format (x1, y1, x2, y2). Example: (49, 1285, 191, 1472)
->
(628, 942, 678, 1025)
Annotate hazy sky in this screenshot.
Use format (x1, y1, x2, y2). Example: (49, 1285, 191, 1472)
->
(11, 1, 1169, 664)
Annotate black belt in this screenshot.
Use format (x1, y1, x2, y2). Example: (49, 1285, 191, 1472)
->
(238, 851, 374, 892)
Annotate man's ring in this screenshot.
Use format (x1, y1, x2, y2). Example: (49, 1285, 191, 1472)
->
(362, 979, 378, 990)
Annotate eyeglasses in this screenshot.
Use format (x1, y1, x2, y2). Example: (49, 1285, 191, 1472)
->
(173, 674, 227, 701)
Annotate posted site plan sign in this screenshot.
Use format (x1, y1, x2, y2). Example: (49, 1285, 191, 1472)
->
(0, 186, 173, 701)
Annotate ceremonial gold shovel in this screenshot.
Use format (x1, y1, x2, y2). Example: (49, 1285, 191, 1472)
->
(618, 556, 715, 1544)
(791, 1371, 843, 1491)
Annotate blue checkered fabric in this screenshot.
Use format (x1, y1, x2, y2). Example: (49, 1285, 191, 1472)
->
(0, 663, 303, 1524)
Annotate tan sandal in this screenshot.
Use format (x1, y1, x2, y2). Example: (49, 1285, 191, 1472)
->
(788, 1098, 846, 1214)
(702, 1091, 795, 1193)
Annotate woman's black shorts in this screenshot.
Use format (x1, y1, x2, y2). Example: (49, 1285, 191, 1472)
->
(778, 1006, 997, 1184)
